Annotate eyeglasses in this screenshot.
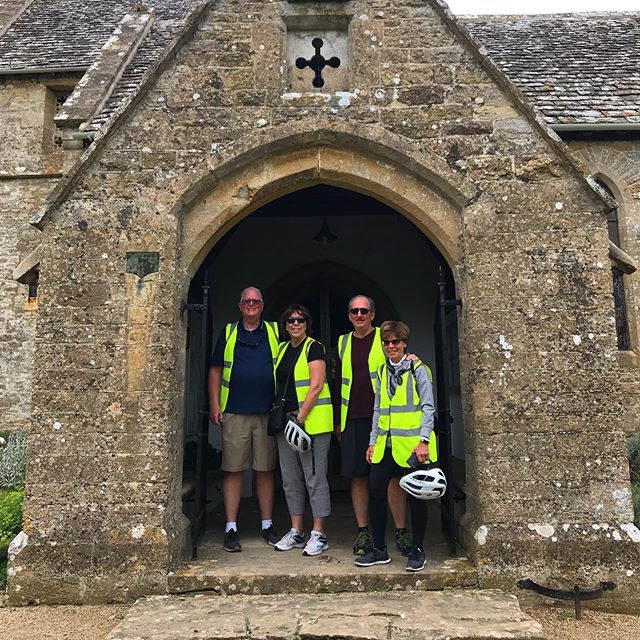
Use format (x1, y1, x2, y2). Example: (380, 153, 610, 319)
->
(349, 308, 371, 316)
(241, 298, 263, 306)
(382, 339, 403, 346)
(286, 317, 306, 325)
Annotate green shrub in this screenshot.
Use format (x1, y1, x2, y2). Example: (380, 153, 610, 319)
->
(0, 430, 27, 489)
(629, 436, 640, 528)
(0, 488, 23, 590)
(0, 488, 23, 547)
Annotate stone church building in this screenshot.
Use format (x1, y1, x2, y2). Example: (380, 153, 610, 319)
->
(1, 0, 640, 607)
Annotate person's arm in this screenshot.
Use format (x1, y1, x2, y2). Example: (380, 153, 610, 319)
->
(208, 330, 227, 425)
(332, 355, 342, 436)
(297, 358, 326, 424)
(208, 366, 223, 425)
(366, 371, 383, 463)
(412, 363, 436, 463)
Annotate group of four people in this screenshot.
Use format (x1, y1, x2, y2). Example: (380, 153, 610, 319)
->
(208, 287, 436, 572)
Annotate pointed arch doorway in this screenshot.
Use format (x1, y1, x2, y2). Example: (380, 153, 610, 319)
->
(179, 185, 468, 586)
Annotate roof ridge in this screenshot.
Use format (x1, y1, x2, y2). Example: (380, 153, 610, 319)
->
(462, 11, 640, 21)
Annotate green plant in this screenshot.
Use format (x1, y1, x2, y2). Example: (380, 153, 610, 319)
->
(629, 436, 640, 528)
(0, 430, 27, 488)
(557, 610, 574, 621)
(0, 488, 24, 550)
(0, 487, 23, 589)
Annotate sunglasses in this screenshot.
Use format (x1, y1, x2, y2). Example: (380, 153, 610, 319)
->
(241, 298, 263, 305)
(349, 308, 371, 316)
(382, 339, 403, 346)
(286, 317, 306, 325)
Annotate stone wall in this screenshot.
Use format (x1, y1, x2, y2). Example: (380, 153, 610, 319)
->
(569, 139, 640, 435)
(6, 0, 640, 606)
(0, 76, 71, 432)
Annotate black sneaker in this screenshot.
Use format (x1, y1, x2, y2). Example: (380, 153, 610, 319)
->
(223, 529, 242, 552)
(261, 525, 280, 546)
(354, 547, 391, 567)
(395, 529, 413, 557)
(405, 547, 426, 572)
(352, 529, 373, 556)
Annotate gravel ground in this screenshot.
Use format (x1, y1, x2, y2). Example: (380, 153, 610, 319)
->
(0, 593, 639, 639)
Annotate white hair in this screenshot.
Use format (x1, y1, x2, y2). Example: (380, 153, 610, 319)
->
(239, 286, 263, 302)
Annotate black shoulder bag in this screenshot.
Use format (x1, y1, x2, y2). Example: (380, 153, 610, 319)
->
(268, 353, 296, 436)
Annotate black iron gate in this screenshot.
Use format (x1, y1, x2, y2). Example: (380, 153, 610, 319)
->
(434, 265, 463, 556)
(181, 276, 211, 558)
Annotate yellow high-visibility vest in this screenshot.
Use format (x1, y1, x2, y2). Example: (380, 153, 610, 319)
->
(337, 327, 385, 431)
(219, 321, 279, 412)
(275, 337, 332, 435)
(371, 360, 438, 467)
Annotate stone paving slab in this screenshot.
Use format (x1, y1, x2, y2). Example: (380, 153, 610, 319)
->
(106, 590, 545, 640)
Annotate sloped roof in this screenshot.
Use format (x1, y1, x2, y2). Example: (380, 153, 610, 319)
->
(466, 13, 640, 126)
(0, 0, 192, 71)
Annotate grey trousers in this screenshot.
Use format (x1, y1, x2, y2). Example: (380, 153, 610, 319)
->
(276, 431, 331, 518)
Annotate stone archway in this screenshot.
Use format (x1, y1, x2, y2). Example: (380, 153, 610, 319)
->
(176, 125, 474, 289)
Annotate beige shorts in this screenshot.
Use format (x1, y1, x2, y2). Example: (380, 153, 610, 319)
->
(221, 413, 277, 472)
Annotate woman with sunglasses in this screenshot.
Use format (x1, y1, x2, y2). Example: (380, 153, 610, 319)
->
(355, 320, 436, 572)
(272, 304, 333, 556)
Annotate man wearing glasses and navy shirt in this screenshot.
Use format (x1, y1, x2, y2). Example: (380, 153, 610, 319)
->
(334, 295, 412, 557)
(209, 286, 281, 552)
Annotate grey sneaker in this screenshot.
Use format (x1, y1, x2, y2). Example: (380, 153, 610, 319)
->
(354, 547, 391, 567)
(274, 528, 306, 551)
(223, 529, 242, 552)
(405, 547, 426, 572)
(395, 529, 413, 557)
(303, 530, 329, 556)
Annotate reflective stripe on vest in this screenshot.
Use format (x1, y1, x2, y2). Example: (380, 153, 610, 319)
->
(219, 320, 279, 412)
(337, 327, 386, 432)
(371, 360, 438, 467)
(275, 337, 332, 436)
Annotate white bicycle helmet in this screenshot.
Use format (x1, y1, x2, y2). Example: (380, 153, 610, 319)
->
(284, 419, 312, 454)
(399, 467, 447, 500)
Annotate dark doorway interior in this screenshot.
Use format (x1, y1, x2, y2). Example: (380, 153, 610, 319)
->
(182, 185, 465, 559)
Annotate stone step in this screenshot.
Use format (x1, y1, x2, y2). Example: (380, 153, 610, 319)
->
(167, 555, 478, 595)
(106, 590, 545, 640)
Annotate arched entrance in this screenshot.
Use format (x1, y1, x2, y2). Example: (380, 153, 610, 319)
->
(181, 184, 466, 569)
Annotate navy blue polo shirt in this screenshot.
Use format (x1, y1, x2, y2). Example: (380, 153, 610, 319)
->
(210, 321, 275, 413)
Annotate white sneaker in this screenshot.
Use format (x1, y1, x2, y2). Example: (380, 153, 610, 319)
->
(302, 530, 329, 556)
(274, 528, 306, 552)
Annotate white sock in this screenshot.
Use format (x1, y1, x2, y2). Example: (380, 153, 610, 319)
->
(261, 519, 273, 530)
(225, 522, 237, 533)
(311, 529, 324, 537)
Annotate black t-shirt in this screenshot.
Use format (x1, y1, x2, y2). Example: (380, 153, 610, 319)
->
(276, 340, 325, 413)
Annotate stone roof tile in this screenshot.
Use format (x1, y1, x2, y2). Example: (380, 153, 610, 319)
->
(466, 13, 640, 125)
(0, 0, 192, 70)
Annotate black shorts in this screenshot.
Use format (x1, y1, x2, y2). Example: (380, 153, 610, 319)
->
(340, 418, 372, 479)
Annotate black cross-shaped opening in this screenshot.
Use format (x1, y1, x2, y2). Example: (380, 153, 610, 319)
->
(295, 37, 341, 88)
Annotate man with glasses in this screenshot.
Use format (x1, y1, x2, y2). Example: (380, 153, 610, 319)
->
(334, 295, 412, 556)
(209, 287, 281, 552)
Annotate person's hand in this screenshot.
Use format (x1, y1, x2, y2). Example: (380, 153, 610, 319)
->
(413, 441, 430, 464)
(210, 404, 223, 426)
(407, 353, 419, 362)
(366, 445, 375, 464)
(334, 425, 342, 441)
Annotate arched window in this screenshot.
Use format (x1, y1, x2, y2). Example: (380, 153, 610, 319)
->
(598, 180, 631, 351)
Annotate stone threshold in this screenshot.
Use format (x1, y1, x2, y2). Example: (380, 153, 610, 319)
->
(167, 555, 477, 595)
(107, 590, 544, 640)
